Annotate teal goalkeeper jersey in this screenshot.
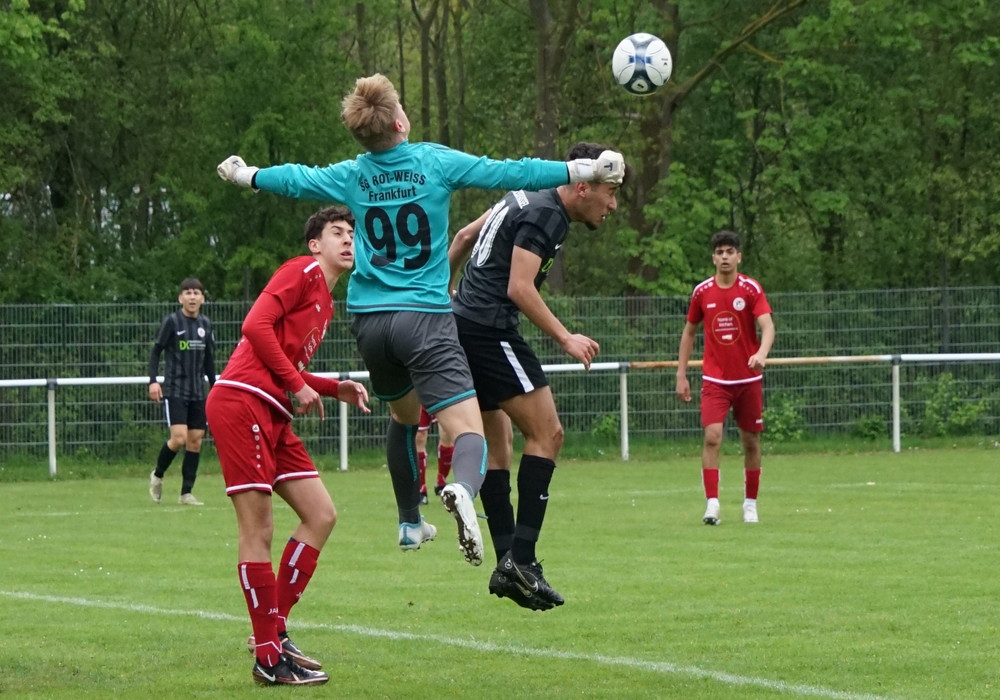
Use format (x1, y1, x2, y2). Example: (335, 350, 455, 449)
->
(253, 141, 570, 314)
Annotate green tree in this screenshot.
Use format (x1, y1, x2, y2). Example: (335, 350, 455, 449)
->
(4, 0, 999, 303)
(698, 0, 1000, 291)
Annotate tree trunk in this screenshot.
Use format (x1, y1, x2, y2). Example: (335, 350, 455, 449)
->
(529, 0, 578, 292)
(355, 3, 372, 73)
(626, 0, 808, 299)
(396, 0, 406, 102)
(432, 2, 450, 145)
(411, 0, 440, 141)
(451, 1, 466, 151)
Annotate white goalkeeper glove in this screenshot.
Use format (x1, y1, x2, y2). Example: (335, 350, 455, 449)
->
(216, 155, 259, 190)
(566, 150, 625, 185)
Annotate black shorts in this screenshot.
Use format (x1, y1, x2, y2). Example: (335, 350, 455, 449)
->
(454, 314, 548, 411)
(350, 311, 476, 413)
(163, 397, 208, 430)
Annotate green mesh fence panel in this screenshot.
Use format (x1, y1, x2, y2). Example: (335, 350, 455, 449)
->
(1, 287, 998, 461)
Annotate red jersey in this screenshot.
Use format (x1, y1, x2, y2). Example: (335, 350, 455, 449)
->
(216, 256, 333, 418)
(686, 273, 771, 385)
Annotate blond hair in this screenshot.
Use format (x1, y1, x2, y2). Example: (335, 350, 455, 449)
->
(341, 74, 401, 152)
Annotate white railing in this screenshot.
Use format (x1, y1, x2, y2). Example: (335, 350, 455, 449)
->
(2, 353, 998, 476)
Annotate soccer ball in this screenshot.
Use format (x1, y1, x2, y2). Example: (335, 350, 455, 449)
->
(611, 33, 672, 95)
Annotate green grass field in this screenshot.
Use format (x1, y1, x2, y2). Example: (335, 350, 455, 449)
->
(1, 448, 998, 699)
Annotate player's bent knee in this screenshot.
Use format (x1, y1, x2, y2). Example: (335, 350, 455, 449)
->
(305, 505, 337, 538)
(551, 424, 565, 451)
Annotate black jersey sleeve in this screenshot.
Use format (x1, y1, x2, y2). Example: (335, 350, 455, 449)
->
(203, 318, 217, 387)
(148, 313, 176, 384)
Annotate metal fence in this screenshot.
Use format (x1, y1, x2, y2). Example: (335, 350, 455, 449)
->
(1, 287, 998, 467)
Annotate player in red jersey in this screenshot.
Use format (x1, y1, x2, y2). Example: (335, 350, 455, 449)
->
(206, 206, 370, 687)
(676, 230, 775, 526)
(415, 407, 454, 505)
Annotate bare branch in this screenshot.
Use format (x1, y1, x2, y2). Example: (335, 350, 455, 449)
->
(672, 0, 809, 106)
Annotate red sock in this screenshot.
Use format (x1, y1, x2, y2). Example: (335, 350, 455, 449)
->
(436, 444, 454, 486)
(275, 539, 320, 636)
(745, 468, 761, 500)
(418, 450, 427, 493)
(702, 468, 720, 499)
(238, 561, 281, 667)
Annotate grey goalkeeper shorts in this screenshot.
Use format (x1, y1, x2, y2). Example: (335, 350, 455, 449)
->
(350, 311, 476, 414)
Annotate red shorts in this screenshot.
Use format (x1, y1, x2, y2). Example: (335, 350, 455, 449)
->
(418, 406, 436, 432)
(700, 379, 764, 433)
(206, 387, 319, 496)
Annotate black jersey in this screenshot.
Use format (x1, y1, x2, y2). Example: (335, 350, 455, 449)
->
(148, 310, 216, 400)
(452, 188, 569, 330)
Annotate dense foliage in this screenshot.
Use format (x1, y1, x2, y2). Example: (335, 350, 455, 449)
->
(2, 0, 998, 302)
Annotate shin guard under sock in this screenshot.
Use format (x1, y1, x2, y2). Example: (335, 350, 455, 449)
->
(511, 455, 556, 564)
(479, 469, 514, 563)
(745, 468, 761, 500)
(450, 433, 487, 498)
(239, 561, 281, 667)
(436, 444, 454, 486)
(703, 468, 720, 500)
(180, 450, 200, 494)
(275, 539, 320, 636)
(387, 418, 421, 523)
(155, 442, 177, 478)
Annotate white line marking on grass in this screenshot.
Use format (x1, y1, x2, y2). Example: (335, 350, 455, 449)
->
(2, 590, 889, 700)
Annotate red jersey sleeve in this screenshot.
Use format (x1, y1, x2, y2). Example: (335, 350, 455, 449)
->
(241, 282, 306, 394)
(686, 295, 703, 324)
(751, 286, 772, 318)
(686, 278, 712, 324)
(302, 371, 340, 397)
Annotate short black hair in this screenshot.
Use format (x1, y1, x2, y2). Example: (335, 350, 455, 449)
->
(179, 278, 203, 292)
(565, 142, 607, 161)
(710, 230, 741, 251)
(304, 205, 355, 247)
(564, 141, 631, 187)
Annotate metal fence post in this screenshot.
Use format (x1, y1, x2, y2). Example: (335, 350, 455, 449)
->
(339, 396, 349, 472)
(892, 356, 901, 453)
(620, 363, 629, 462)
(47, 379, 57, 477)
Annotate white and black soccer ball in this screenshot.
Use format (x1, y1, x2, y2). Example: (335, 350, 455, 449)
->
(611, 32, 673, 96)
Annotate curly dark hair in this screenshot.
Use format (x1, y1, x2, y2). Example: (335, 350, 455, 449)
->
(304, 205, 355, 246)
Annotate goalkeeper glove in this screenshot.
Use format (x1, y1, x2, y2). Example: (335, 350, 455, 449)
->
(566, 150, 625, 185)
(216, 155, 259, 190)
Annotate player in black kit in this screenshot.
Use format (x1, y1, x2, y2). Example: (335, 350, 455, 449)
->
(148, 278, 217, 505)
(448, 142, 628, 610)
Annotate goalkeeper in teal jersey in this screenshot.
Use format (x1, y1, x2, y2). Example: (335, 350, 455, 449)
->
(252, 139, 578, 315)
(218, 73, 624, 570)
